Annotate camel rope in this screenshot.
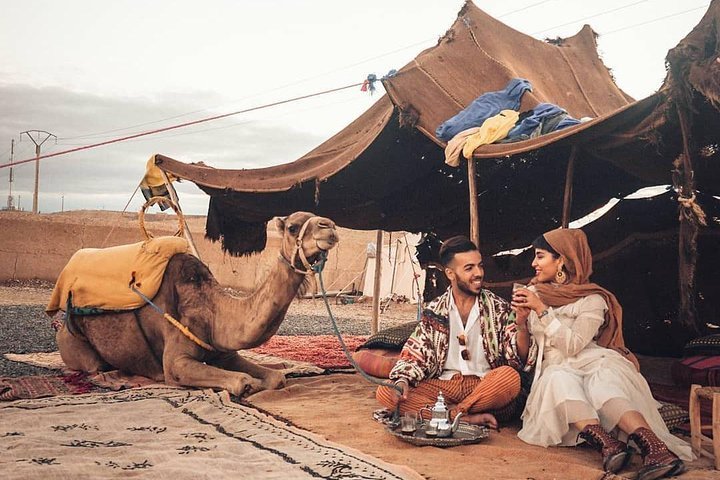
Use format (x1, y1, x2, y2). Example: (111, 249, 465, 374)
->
(139, 196, 186, 240)
(130, 284, 215, 352)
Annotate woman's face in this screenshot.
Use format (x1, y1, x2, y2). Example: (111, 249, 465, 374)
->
(531, 248, 562, 283)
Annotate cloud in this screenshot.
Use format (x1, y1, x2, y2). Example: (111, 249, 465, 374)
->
(0, 83, 325, 214)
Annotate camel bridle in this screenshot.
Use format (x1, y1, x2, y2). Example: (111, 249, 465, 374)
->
(279, 216, 329, 275)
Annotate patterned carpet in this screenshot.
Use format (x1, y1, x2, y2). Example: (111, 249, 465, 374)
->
(0, 386, 421, 479)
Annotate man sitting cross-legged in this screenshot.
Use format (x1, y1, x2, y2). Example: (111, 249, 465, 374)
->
(376, 236, 537, 428)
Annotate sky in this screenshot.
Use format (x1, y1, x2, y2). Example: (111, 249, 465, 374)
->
(0, 0, 711, 215)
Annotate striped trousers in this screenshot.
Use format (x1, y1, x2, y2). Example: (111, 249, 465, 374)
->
(376, 365, 521, 420)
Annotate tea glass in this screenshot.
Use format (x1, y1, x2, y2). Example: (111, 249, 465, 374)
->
(400, 412, 417, 435)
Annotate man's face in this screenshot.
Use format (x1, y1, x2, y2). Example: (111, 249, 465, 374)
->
(444, 250, 484, 296)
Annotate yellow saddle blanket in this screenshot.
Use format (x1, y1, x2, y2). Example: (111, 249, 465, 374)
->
(46, 236, 189, 315)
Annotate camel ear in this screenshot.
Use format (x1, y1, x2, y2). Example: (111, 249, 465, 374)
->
(275, 216, 287, 233)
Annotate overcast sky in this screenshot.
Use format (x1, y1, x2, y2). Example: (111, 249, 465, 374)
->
(0, 0, 710, 215)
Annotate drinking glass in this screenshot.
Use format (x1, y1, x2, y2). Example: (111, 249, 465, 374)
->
(401, 412, 417, 435)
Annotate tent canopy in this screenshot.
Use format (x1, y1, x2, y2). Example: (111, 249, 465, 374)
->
(156, 0, 720, 257)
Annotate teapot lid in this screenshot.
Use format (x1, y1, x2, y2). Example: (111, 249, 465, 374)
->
(433, 391, 447, 411)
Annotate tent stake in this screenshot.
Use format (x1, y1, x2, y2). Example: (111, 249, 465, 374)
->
(562, 146, 578, 228)
(371, 229, 383, 335)
(468, 158, 480, 248)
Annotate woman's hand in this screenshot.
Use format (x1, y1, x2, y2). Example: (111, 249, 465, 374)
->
(511, 302, 530, 330)
(512, 288, 547, 316)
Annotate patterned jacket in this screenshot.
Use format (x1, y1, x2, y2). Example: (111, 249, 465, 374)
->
(389, 287, 537, 386)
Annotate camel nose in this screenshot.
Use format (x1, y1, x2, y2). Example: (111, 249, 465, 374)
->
(317, 219, 335, 229)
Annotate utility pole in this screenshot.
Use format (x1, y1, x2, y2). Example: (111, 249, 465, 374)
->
(20, 130, 56, 214)
(6, 139, 14, 210)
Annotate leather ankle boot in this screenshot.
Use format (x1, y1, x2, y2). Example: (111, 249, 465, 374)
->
(628, 427, 685, 480)
(577, 423, 632, 473)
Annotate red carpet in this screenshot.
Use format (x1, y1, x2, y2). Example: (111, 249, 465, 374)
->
(251, 335, 366, 369)
(0, 372, 101, 401)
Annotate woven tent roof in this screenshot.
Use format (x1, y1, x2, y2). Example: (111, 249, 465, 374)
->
(156, 0, 720, 257)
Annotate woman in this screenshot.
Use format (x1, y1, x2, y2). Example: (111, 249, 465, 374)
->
(512, 228, 691, 480)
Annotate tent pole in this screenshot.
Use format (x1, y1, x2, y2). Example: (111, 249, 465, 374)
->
(561, 146, 578, 228)
(676, 106, 702, 335)
(371, 229, 383, 335)
(160, 169, 201, 260)
(467, 158, 480, 247)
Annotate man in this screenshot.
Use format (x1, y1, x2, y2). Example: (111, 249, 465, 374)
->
(376, 236, 536, 428)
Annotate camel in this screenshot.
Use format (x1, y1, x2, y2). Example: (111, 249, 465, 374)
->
(56, 211, 339, 396)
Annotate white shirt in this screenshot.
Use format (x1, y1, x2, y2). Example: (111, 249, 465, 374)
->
(440, 292, 492, 380)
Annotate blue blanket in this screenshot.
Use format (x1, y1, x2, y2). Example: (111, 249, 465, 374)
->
(435, 78, 532, 141)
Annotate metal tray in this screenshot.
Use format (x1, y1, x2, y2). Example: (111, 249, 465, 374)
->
(386, 421, 489, 447)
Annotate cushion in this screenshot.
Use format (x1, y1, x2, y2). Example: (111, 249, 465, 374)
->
(351, 348, 401, 378)
(684, 334, 720, 356)
(357, 321, 418, 351)
(671, 355, 720, 387)
(657, 401, 689, 430)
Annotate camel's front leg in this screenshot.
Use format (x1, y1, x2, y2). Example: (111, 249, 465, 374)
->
(164, 352, 262, 396)
(214, 353, 286, 391)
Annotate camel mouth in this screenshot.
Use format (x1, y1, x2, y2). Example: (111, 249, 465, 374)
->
(315, 238, 338, 252)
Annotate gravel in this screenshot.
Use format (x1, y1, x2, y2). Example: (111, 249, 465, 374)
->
(0, 287, 418, 378)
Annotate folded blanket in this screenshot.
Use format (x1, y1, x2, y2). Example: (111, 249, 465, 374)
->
(46, 236, 189, 314)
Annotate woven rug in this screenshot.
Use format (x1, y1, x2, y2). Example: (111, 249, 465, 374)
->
(0, 386, 420, 479)
(250, 335, 366, 369)
(0, 372, 101, 401)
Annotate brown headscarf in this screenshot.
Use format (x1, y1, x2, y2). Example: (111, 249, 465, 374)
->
(531, 228, 640, 371)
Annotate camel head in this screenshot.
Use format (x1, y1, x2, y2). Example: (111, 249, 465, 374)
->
(275, 211, 339, 273)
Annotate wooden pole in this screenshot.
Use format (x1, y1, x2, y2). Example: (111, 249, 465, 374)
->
(160, 169, 201, 260)
(371, 229, 383, 335)
(561, 146, 578, 228)
(467, 158, 480, 247)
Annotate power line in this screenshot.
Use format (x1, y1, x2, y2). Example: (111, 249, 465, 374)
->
(603, 4, 710, 35)
(1, 81, 364, 169)
(498, 0, 552, 18)
(56, 1, 550, 144)
(531, 0, 650, 35)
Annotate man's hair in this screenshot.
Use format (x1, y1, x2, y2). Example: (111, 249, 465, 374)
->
(439, 235, 478, 267)
(531, 235, 560, 258)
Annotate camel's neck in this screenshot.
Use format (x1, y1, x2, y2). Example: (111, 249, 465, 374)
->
(211, 255, 306, 350)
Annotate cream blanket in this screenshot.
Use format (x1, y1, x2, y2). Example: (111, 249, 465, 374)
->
(0, 386, 421, 479)
(46, 236, 189, 315)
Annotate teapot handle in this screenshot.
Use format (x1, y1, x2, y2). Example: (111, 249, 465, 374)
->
(417, 407, 430, 422)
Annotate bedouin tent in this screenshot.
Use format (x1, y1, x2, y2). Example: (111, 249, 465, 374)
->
(155, 1, 720, 354)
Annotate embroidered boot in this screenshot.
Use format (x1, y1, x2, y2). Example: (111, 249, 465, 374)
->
(628, 427, 685, 480)
(577, 424, 632, 473)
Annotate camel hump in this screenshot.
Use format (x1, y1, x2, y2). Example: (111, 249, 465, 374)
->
(46, 236, 190, 315)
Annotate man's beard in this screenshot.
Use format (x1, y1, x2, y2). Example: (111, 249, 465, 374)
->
(456, 276, 482, 296)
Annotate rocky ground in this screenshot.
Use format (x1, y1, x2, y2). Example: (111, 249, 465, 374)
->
(0, 280, 418, 377)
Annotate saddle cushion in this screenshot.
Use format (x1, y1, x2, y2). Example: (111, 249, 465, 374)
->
(46, 236, 189, 315)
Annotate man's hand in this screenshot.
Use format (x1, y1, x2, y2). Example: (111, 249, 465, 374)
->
(393, 379, 409, 401)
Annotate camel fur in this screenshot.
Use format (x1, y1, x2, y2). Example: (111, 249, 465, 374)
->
(54, 211, 339, 396)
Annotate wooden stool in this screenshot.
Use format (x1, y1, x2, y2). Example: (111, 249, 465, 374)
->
(689, 384, 720, 469)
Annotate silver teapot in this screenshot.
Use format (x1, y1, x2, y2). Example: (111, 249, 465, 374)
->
(418, 391, 463, 438)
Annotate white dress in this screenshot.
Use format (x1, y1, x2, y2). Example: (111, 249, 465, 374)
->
(517, 292, 693, 461)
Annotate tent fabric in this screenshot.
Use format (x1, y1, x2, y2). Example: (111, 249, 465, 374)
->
(155, 0, 720, 258)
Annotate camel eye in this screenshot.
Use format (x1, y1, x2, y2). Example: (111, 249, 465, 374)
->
(287, 224, 299, 234)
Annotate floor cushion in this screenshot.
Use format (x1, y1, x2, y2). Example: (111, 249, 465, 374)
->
(357, 321, 418, 351)
(351, 348, 401, 378)
(671, 355, 720, 387)
(684, 334, 720, 356)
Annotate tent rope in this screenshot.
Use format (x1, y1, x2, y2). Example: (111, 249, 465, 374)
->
(678, 193, 707, 226)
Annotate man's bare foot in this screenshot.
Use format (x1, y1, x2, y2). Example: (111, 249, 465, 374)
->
(461, 412, 498, 430)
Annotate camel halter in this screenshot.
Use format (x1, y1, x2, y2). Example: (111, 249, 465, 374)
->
(279, 216, 328, 275)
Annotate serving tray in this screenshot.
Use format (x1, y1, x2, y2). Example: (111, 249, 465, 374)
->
(386, 421, 489, 447)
